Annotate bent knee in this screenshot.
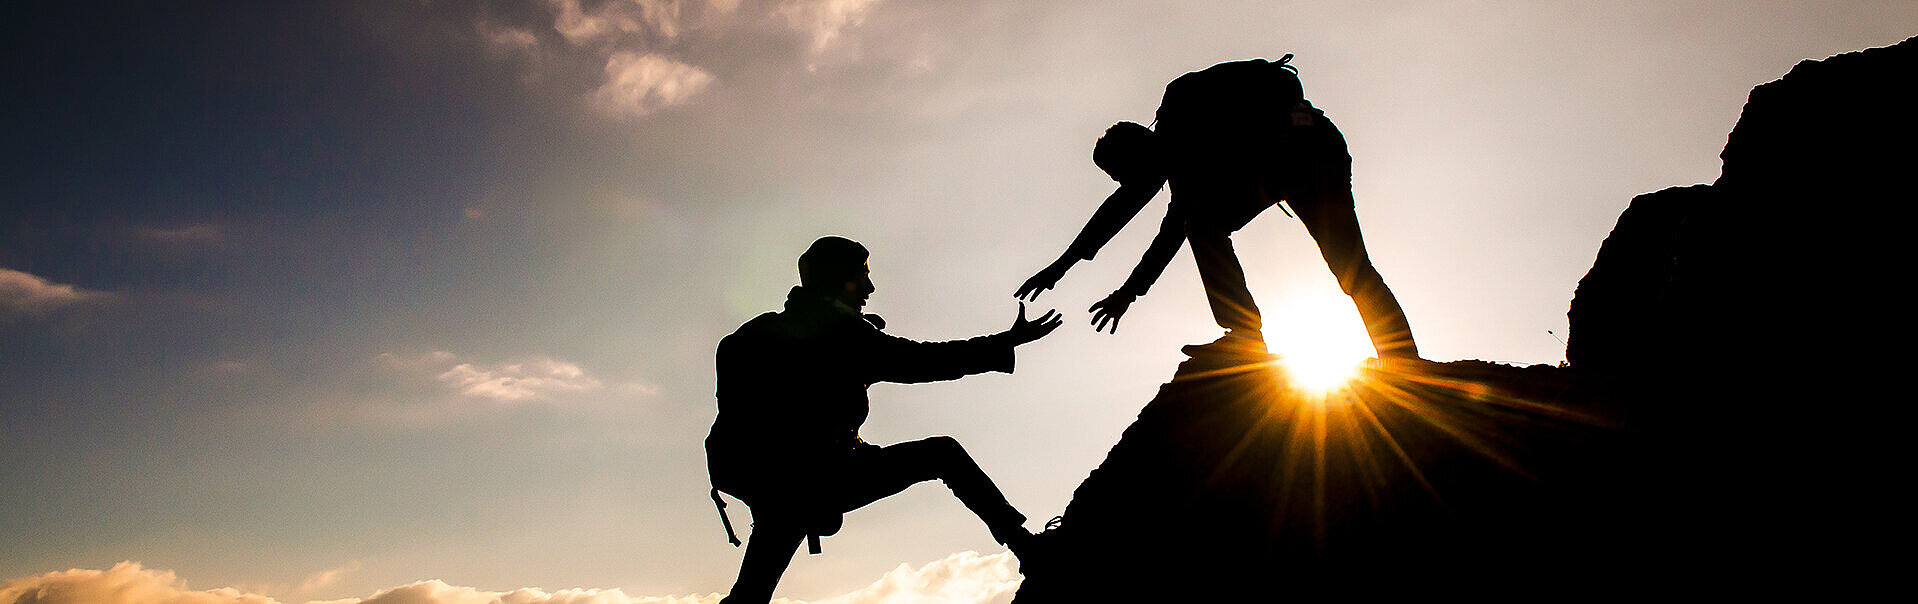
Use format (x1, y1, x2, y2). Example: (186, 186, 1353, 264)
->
(922, 435, 963, 451)
(917, 435, 975, 464)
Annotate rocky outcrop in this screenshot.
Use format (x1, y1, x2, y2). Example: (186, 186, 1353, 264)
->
(1015, 36, 1915, 600)
(1571, 35, 1916, 377)
(1013, 354, 1622, 601)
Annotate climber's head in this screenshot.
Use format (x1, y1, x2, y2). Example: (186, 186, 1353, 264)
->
(799, 236, 874, 311)
(1093, 121, 1163, 183)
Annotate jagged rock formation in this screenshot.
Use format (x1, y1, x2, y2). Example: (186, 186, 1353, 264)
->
(1015, 37, 1914, 600)
(1013, 354, 1624, 601)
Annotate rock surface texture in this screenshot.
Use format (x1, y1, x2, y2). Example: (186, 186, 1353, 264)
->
(1014, 36, 1914, 601)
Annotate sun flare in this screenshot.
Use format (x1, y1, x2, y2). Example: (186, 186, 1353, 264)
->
(1277, 353, 1365, 395)
(1263, 293, 1376, 396)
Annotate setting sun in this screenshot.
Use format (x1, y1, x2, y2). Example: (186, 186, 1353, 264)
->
(1263, 293, 1376, 394)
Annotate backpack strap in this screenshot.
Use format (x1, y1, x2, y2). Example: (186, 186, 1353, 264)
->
(711, 487, 742, 547)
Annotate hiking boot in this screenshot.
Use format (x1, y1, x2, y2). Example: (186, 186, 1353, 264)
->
(1181, 329, 1268, 356)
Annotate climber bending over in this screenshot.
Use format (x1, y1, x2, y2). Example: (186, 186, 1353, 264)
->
(1016, 56, 1418, 359)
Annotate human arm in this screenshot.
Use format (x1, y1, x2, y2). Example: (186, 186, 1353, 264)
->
(860, 303, 1062, 384)
(1015, 180, 1165, 301)
(999, 301, 1064, 345)
(1088, 207, 1185, 333)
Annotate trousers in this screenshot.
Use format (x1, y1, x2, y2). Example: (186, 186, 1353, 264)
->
(719, 436, 1025, 603)
(1175, 120, 1418, 359)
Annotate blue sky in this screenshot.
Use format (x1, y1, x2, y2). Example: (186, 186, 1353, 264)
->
(4, 2, 1914, 602)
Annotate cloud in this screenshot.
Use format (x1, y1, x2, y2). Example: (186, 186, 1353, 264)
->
(590, 51, 715, 117)
(0, 562, 280, 604)
(473, 0, 888, 119)
(1, 553, 1017, 604)
(548, 0, 645, 46)
(0, 267, 104, 316)
(296, 561, 363, 594)
(373, 351, 604, 402)
(814, 551, 1019, 604)
(345, 581, 711, 604)
(373, 350, 460, 373)
(774, 0, 883, 54)
(437, 357, 603, 401)
(480, 21, 541, 58)
(317, 351, 652, 429)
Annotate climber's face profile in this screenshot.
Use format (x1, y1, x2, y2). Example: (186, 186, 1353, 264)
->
(798, 236, 875, 312)
(836, 263, 874, 312)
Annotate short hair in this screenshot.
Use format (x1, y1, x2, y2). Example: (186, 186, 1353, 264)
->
(798, 236, 869, 288)
(1093, 121, 1160, 182)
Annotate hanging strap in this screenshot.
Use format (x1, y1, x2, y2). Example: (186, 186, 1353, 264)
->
(710, 487, 742, 547)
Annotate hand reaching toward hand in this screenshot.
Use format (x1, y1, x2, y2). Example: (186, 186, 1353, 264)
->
(1014, 259, 1072, 302)
(1005, 302, 1064, 345)
(1088, 291, 1135, 334)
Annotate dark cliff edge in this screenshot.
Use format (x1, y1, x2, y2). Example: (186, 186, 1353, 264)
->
(1015, 36, 1915, 601)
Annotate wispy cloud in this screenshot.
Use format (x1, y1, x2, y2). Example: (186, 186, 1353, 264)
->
(0, 553, 1017, 603)
(775, 0, 883, 54)
(317, 350, 646, 429)
(437, 357, 603, 401)
(475, 0, 887, 119)
(0, 267, 104, 316)
(591, 51, 715, 117)
(373, 351, 605, 402)
(295, 560, 363, 594)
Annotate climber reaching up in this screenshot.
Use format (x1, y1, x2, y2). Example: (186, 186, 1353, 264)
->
(709, 236, 1062, 603)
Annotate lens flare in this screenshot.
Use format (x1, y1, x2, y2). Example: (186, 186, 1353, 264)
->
(1263, 293, 1376, 396)
(1277, 353, 1366, 396)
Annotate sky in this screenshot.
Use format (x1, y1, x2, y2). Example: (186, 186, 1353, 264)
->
(3, 1, 1914, 602)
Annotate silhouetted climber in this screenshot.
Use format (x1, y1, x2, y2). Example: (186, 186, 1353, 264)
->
(708, 236, 1063, 604)
(1016, 55, 1419, 359)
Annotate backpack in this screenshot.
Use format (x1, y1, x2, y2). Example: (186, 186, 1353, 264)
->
(1153, 54, 1318, 168)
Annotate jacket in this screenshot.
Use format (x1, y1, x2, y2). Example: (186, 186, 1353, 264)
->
(706, 286, 1016, 503)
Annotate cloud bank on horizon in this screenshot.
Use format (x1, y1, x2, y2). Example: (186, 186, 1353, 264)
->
(0, 552, 1017, 604)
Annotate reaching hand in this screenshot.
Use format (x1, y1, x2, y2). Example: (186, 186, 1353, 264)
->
(1014, 260, 1072, 302)
(1005, 302, 1064, 345)
(1088, 291, 1135, 334)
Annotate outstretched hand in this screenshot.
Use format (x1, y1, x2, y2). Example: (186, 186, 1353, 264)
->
(1088, 291, 1135, 334)
(1014, 260, 1072, 302)
(1005, 302, 1064, 345)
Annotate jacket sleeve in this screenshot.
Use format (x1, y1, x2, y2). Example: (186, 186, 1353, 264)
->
(1063, 180, 1166, 262)
(857, 325, 1016, 385)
